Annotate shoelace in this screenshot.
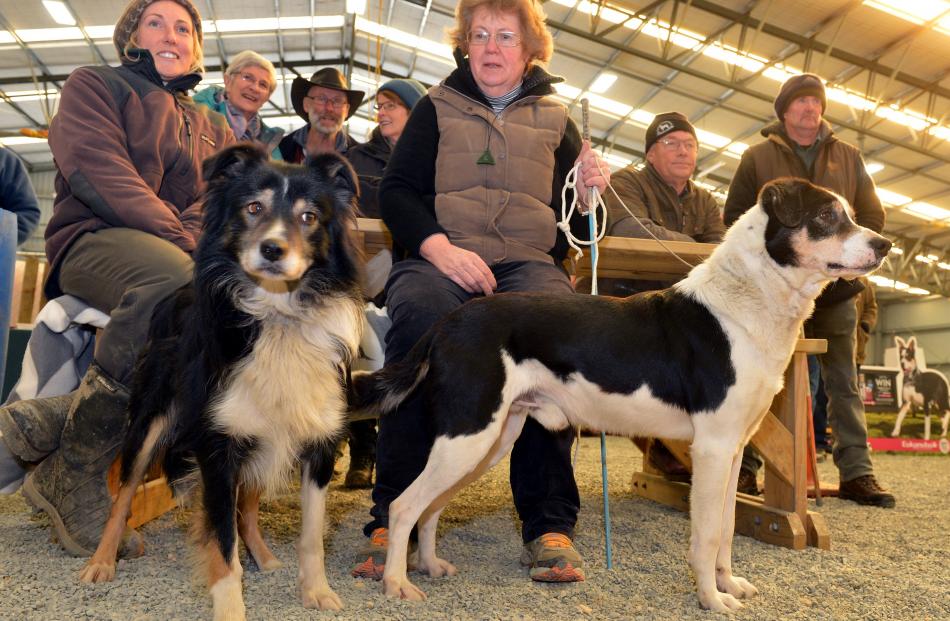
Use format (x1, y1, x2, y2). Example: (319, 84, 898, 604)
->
(539, 533, 573, 549)
(370, 527, 389, 546)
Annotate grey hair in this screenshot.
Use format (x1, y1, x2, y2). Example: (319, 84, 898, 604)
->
(225, 50, 277, 94)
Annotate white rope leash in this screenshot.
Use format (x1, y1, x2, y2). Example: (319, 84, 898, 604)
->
(558, 159, 699, 276)
(558, 161, 608, 294)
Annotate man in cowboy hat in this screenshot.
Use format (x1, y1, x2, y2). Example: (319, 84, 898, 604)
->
(277, 67, 365, 163)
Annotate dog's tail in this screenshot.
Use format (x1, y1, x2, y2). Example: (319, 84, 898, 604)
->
(347, 328, 433, 421)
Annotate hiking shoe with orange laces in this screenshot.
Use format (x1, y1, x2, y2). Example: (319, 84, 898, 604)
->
(351, 527, 417, 580)
(520, 533, 585, 582)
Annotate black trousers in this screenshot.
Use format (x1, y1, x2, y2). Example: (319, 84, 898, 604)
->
(366, 259, 580, 543)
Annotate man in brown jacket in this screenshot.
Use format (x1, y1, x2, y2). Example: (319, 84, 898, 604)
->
(724, 73, 894, 507)
(600, 112, 725, 477)
(854, 276, 878, 369)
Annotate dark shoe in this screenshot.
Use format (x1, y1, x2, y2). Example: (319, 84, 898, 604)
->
(343, 455, 374, 489)
(839, 474, 895, 508)
(520, 533, 585, 582)
(20, 364, 143, 558)
(736, 468, 760, 496)
(0, 393, 74, 462)
(647, 442, 691, 483)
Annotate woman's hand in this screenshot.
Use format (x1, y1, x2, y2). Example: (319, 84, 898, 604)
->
(420, 234, 497, 296)
(576, 140, 610, 198)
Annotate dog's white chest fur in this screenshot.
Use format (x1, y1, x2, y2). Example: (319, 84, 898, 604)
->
(211, 297, 361, 491)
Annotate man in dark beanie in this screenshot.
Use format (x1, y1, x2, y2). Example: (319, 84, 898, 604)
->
(773, 73, 826, 121)
(603, 111, 723, 271)
(723, 74, 894, 508)
(591, 111, 724, 480)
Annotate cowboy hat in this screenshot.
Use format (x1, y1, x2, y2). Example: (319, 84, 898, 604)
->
(290, 68, 365, 122)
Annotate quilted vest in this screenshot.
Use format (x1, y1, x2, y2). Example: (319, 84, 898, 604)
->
(430, 84, 568, 265)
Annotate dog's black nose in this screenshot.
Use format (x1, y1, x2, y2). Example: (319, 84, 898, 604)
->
(260, 240, 285, 262)
(870, 236, 892, 259)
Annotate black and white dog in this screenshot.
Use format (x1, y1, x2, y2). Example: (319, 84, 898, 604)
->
(892, 336, 950, 439)
(350, 177, 890, 613)
(78, 144, 364, 620)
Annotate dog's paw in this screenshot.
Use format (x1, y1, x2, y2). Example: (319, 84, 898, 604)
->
(301, 586, 343, 611)
(257, 556, 283, 572)
(211, 599, 246, 621)
(417, 556, 457, 578)
(717, 573, 758, 599)
(383, 575, 427, 601)
(698, 588, 744, 613)
(79, 559, 116, 584)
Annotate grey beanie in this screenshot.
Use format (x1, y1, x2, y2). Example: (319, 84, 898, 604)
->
(774, 73, 826, 120)
(644, 111, 696, 153)
(377, 78, 427, 111)
(113, 0, 203, 58)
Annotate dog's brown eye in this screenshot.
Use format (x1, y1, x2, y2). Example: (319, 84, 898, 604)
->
(246, 202, 263, 216)
(300, 211, 318, 225)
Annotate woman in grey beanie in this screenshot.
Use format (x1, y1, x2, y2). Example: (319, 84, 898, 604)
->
(338, 78, 427, 490)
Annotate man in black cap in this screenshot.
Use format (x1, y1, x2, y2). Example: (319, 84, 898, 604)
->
(592, 111, 724, 479)
(277, 67, 365, 163)
(723, 73, 894, 508)
(606, 111, 724, 254)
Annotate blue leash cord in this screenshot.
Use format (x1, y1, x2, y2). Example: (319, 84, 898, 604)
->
(588, 208, 613, 569)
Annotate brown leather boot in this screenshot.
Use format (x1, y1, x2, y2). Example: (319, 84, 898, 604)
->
(736, 468, 760, 496)
(839, 474, 895, 508)
(21, 364, 143, 558)
(0, 393, 74, 462)
(646, 442, 691, 483)
(344, 454, 375, 489)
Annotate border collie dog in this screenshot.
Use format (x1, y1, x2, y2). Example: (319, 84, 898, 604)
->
(892, 336, 950, 439)
(350, 177, 890, 613)
(79, 144, 364, 620)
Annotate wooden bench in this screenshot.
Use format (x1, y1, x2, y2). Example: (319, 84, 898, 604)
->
(575, 236, 831, 550)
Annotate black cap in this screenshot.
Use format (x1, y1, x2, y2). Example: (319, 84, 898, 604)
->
(645, 111, 696, 152)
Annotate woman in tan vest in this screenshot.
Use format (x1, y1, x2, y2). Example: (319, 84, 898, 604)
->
(351, 0, 609, 585)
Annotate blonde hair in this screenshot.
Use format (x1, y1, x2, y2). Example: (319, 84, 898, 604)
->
(225, 51, 277, 94)
(448, 0, 553, 66)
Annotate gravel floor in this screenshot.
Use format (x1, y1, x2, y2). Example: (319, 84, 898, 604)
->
(0, 435, 947, 620)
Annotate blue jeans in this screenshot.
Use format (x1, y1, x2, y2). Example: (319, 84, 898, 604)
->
(366, 259, 580, 543)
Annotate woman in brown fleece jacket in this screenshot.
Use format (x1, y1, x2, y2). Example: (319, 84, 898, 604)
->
(0, 0, 232, 558)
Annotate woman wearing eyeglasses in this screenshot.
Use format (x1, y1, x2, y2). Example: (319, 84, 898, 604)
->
(353, 0, 609, 585)
(334, 79, 426, 492)
(347, 79, 427, 219)
(193, 50, 285, 156)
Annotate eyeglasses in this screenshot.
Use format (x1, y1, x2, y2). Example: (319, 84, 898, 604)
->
(374, 101, 403, 112)
(305, 94, 348, 109)
(236, 72, 272, 92)
(468, 29, 521, 47)
(657, 137, 698, 152)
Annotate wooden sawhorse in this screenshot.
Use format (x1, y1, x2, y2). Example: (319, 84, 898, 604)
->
(631, 337, 831, 550)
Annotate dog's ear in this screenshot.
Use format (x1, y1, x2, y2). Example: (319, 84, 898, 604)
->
(760, 178, 804, 227)
(202, 142, 267, 183)
(895, 336, 906, 349)
(306, 153, 360, 199)
(907, 336, 917, 352)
